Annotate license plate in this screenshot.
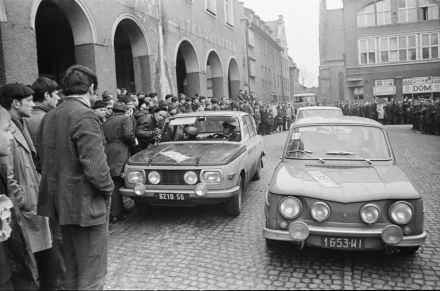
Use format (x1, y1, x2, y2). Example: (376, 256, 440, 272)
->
(154, 193, 189, 201)
(321, 236, 363, 249)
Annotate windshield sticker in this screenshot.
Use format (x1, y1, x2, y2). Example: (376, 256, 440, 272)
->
(160, 150, 191, 163)
(291, 133, 301, 140)
(299, 127, 316, 132)
(307, 171, 339, 188)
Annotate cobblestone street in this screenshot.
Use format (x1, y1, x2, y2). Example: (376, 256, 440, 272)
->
(106, 125, 440, 290)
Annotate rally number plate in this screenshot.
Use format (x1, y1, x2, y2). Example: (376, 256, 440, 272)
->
(154, 193, 189, 201)
(321, 236, 363, 249)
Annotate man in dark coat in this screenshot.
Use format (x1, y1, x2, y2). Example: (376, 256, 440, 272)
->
(136, 107, 168, 149)
(37, 65, 114, 290)
(103, 102, 136, 223)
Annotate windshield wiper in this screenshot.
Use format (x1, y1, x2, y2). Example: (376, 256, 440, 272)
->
(286, 150, 313, 154)
(326, 151, 372, 164)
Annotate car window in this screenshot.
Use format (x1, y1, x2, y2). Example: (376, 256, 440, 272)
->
(161, 116, 241, 142)
(241, 117, 250, 142)
(285, 125, 391, 160)
(297, 109, 343, 120)
(245, 116, 257, 137)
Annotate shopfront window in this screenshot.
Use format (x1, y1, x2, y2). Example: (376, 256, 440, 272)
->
(398, 0, 417, 23)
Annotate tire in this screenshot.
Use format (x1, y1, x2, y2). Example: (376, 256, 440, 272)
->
(226, 176, 243, 216)
(252, 157, 263, 181)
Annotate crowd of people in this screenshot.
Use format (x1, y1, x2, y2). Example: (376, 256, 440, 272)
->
(336, 98, 440, 135)
(0, 64, 296, 290)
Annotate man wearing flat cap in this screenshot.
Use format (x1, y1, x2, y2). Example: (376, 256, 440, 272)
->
(0, 82, 54, 288)
(37, 65, 114, 290)
(102, 102, 136, 223)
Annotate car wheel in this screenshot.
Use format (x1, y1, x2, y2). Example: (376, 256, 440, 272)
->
(398, 246, 420, 254)
(226, 176, 243, 216)
(252, 157, 263, 181)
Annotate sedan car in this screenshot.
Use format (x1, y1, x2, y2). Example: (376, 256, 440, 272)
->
(295, 106, 343, 121)
(120, 111, 264, 216)
(263, 116, 426, 253)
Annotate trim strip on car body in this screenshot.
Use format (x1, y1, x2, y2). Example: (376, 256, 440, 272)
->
(262, 227, 426, 246)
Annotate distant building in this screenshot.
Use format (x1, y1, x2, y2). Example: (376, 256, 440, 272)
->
(319, 0, 440, 102)
(244, 7, 283, 104)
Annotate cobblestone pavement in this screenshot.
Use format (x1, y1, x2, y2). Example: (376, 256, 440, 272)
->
(106, 125, 440, 290)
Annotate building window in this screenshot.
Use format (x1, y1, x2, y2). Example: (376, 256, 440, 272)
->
(249, 60, 256, 77)
(376, 0, 391, 25)
(357, 3, 375, 27)
(398, 0, 417, 23)
(206, 0, 217, 15)
(248, 30, 254, 47)
(421, 32, 439, 59)
(419, 0, 439, 21)
(224, 0, 234, 26)
(359, 38, 377, 64)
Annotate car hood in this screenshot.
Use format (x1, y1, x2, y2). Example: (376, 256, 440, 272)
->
(269, 163, 420, 203)
(128, 142, 246, 166)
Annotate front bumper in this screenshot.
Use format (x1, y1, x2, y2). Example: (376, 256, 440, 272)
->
(120, 186, 240, 199)
(263, 225, 426, 249)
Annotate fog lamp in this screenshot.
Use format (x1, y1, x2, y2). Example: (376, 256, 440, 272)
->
(289, 221, 310, 241)
(194, 183, 207, 197)
(134, 183, 146, 196)
(381, 225, 403, 245)
(279, 220, 288, 230)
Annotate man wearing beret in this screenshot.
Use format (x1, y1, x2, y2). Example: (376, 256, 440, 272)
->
(0, 83, 54, 288)
(37, 65, 114, 290)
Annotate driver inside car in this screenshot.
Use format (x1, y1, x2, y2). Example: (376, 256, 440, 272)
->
(182, 125, 199, 141)
(208, 121, 240, 142)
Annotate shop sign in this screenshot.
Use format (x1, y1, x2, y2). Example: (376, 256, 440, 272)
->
(402, 76, 440, 93)
(374, 79, 395, 96)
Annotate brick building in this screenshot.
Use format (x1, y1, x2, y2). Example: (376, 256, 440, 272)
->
(0, 0, 246, 99)
(319, 0, 440, 102)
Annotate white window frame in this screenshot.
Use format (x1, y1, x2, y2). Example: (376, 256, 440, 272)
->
(420, 32, 439, 60)
(398, 0, 417, 23)
(206, 0, 217, 16)
(248, 30, 255, 47)
(419, 0, 440, 21)
(357, 2, 375, 27)
(224, 0, 234, 26)
(359, 38, 377, 64)
(376, 0, 391, 26)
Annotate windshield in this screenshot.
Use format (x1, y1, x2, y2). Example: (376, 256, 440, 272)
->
(285, 125, 391, 161)
(297, 109, 343, 120)
(161, 116, 241, 142)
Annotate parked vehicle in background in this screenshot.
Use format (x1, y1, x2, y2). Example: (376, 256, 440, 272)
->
(295, 106, 343, 121)
(263, 116, 426, 254)
(120, 111, 265, 216)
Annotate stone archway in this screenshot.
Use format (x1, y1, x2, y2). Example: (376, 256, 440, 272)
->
(113, 16, 151, 94)
(228, 58, 240, 100)
(34, 0, 96, 82)
(206, 50, 223, 98)
(175, 40, 200, 97)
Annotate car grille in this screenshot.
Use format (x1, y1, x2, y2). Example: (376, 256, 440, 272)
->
(145, 170, 201, 185)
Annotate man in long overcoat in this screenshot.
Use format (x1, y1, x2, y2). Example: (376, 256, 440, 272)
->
(37, 65, 114, 290)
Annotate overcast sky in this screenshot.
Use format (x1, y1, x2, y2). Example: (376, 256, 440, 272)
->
(242, 0, 343, 88)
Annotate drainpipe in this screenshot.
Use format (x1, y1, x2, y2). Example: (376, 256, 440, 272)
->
(158, 0, 167, 99)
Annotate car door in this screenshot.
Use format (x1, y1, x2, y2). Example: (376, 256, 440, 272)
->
(243, 115, 262, 178)
(240, 116, 254, 181)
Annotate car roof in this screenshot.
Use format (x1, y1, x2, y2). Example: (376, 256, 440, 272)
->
(171, 111, 249, 118)
(297, 106, 342, 111)
(293, 116, 384, 128)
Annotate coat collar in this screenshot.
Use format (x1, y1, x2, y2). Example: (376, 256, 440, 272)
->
(10, 121, 33, 154)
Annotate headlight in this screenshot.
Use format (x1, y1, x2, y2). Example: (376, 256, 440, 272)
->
(360, 203, 380, 224)
(310, 202, 330, 222)
(201, 170, 223, 184)
(126, 171, 145, 184)
(148, 171, 161, 185)
(184, 171, 198, 185)
(279, 197, 302, 219)
(389, 201, 413, 225)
